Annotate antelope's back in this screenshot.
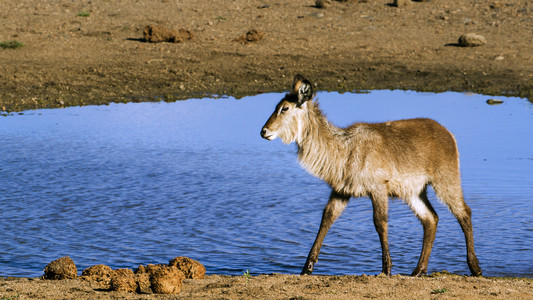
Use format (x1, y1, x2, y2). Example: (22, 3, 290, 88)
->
(348, 118, 460, 175)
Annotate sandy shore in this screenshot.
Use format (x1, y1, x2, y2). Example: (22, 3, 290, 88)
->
(1, 273, 532, 299)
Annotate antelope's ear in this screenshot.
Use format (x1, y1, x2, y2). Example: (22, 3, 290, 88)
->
(292, 75, 313, 106)
(297, 79, 313, 106)
(291, 74, 306, 92)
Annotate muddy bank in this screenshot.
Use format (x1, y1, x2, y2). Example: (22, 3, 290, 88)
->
(1, 0, 532, 112)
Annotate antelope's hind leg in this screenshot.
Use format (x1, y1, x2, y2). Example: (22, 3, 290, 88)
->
(370, 191, 392, 275)
(301, 191, 350, 275)
(433, 180, 482, 276)
(408, 188, 439, 277)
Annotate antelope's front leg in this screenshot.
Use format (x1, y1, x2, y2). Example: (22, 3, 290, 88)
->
(301, 191, 349, 275)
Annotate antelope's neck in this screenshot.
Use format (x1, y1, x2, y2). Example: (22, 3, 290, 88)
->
(296, 104, 350, 188)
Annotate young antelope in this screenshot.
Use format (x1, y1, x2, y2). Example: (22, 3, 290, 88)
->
(260, 75, 482, 276)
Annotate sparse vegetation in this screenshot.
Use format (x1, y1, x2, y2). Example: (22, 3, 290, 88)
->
(0, 41, 23, 49)
(431, 288, 449, 294)
(1, 295, 20, 300)
(76, 10, 90, 17)
(243, 269, 251, 279)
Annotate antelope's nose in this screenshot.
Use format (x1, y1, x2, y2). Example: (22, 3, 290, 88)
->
(260, 127, 271, 139)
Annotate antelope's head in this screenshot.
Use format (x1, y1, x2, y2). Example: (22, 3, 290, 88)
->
(260, 74, 314, 144)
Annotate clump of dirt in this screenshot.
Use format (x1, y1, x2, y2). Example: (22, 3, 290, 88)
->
(169, 256, 206, 279)
(77, 256, 205, 294)
(43, 256, 77, 280)
(143, 24, 193, 43)
(80, 264, 113, 288)
(234, 29, 264, 44)
(135, 264, 185, 294)
(108, 268, 137, 292)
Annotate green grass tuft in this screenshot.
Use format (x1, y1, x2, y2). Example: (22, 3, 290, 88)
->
(243, 269, 252, 279)
(77, 10, 90, 17)
(0, 41, 23, 49)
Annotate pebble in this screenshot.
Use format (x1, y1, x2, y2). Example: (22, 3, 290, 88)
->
(458, 33, 486, 47)
(486, 98, 503, 105)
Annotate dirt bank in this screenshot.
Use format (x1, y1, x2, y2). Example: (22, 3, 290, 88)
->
(1, 273, 532, 299)
(1, 0, 532, 112)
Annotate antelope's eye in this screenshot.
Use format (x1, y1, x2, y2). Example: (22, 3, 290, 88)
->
(281, 106, 289, 113)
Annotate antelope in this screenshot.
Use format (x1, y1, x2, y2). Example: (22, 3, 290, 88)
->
(260, 75, 482, 277)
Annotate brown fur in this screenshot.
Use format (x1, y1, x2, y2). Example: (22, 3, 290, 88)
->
(261, 75, 482, 276)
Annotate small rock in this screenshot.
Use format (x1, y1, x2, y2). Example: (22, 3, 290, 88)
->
(486, 98, 503, 105)
(490, 2, 503, 9)
(463, 17, 474, 25)
(169, 257, 206, 279)
(315, 0, 332, 9)
(458, 33, 486, 47)
(493, 55, 504, 61)
(43, 256, 77, 280)
(392, 0, 411, 7)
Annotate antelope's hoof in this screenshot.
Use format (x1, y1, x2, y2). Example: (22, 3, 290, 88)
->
(470, 267, 482, 277)
(468, 256, 482, 276)
(411, 268, 427, 277)
(301, 262, 314, 275)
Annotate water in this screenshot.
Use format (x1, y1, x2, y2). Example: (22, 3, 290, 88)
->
(0, 91, 532, 278)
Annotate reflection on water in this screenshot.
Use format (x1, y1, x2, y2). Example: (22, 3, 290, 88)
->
(0, 91, 532, 278)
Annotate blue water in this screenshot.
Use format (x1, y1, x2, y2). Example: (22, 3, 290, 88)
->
(0, 91, 532, 278)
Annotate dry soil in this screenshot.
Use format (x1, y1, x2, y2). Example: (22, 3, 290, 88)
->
(1, 0, 532, 112)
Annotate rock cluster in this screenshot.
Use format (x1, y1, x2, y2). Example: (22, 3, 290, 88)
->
(43, 256, 205, 295)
